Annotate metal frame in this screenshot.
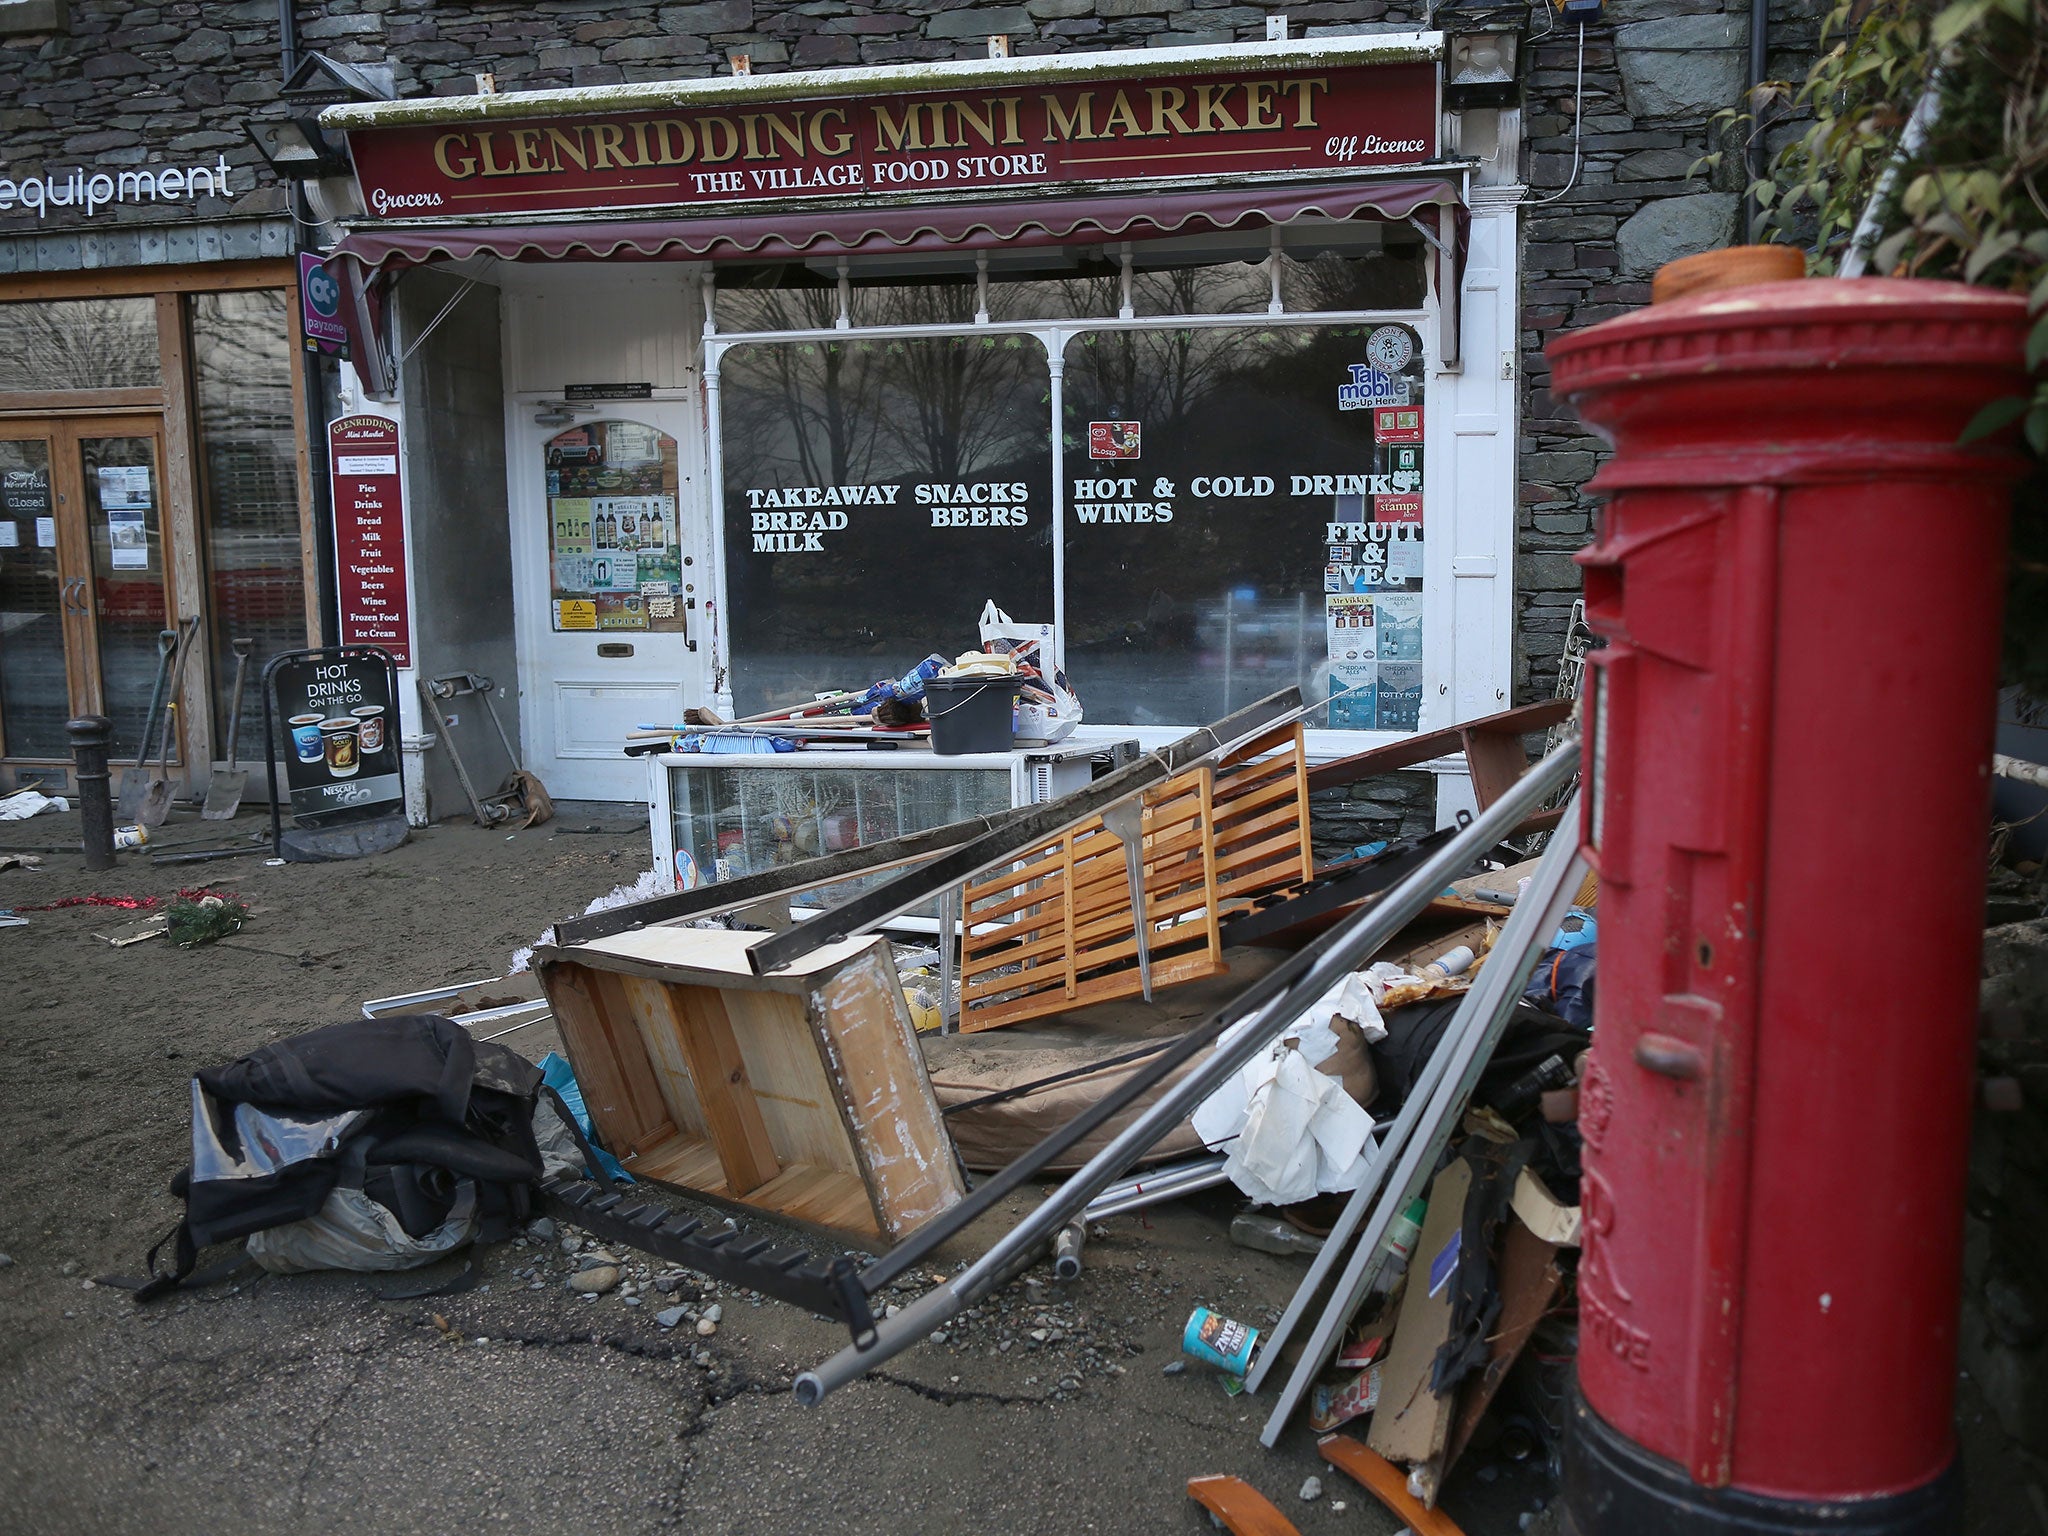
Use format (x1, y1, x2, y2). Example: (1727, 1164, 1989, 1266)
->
(789, 738, 1578, 1404)
(1250, 793, 1587, 1444)
(540, 1175, 874, 1336)
(555, 800, 1042, 947)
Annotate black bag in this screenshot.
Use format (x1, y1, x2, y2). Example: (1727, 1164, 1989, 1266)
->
(137, 1016, 549, 1300)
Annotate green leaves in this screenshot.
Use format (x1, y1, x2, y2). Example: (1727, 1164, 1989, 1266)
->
(1932, 0, 1994, 47)
(1962, 394, 2030, 440)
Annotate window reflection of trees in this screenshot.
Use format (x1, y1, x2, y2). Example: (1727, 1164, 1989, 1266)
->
(0, 298, 161, 391)
(190, 290, 304, 762)
(723, 327, 1048, 491)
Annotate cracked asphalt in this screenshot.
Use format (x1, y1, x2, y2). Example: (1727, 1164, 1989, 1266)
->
(0, 809, 1567, 1535)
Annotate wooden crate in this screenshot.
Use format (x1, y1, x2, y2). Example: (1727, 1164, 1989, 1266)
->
(957, 722, 1314, 1030)
(532, 927, 965, 1245)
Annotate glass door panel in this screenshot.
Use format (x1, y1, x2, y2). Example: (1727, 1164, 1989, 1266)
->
(0, 436, 68, 759)
(77, 433, 170, 761)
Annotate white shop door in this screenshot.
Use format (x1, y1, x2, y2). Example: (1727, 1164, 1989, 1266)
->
(511, 396, 709, 801)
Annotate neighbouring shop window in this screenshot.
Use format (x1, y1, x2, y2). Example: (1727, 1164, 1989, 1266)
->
(1061, 322, 1425, 728)
(719, 332, 1054, 714)
(0, 437, 64, 758)
(545, 419, 684, 634)
(79, 431, 168, 760)
(190, 289, 306, 763)
(0, 297, 161, 391)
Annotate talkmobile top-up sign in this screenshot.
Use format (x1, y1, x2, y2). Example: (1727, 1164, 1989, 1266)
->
(342, 56, 1438, 220)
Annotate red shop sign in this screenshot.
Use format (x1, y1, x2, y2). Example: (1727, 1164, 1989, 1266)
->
(345, 60, 1437, 220)
(329, 414, 413, 667)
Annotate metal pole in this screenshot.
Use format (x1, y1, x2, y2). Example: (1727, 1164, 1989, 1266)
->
(1081, 1154, 1230, 1222)
(1256, 798, 1586, 1446)
(68, 715, 115, 871)
(792, 740, 1578, 1405)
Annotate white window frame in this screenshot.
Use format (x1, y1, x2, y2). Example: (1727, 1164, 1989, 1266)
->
(696, 218, 1509, 767)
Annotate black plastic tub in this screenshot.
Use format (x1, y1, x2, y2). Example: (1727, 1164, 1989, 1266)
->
(924, 674, 1019, 755)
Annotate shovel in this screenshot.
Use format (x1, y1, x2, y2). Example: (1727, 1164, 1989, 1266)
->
(139, 617, 198, 828)
(115, 629, 178, 823)
(201, 638, 254, 820)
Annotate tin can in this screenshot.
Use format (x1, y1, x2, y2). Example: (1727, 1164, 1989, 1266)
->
(1183, 1305, 1262, 1376)
(113, 824, 147, 849)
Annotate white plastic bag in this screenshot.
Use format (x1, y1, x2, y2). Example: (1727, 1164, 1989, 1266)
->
(246, 1184, 477, 1274)
(977, 600, 1082, 745)
(1194, 971, 1387, 1205)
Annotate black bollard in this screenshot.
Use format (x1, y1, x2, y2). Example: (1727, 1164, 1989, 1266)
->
(67, 715, 115, 871)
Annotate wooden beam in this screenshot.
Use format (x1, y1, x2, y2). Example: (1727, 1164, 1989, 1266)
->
(0, 388, 161, 414)
(0, 260, 296, 301)
(1185, 1476, 1302, 1536)
(661, 983, 782, 1198)
(1307, 700, 1574, 795)
(541, 960, 672, 1159)
(155, 292, 208, 785)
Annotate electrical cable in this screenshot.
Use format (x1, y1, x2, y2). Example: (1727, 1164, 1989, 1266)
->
(1526, 18, 1588, 207)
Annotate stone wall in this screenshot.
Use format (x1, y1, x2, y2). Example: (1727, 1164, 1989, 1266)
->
(1514, 0, 1823, 702)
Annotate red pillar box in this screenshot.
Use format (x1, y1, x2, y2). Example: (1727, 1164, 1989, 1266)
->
(1548, 279, 2029, 1535)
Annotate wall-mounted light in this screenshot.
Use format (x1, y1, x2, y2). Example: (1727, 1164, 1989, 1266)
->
(245, 51, 395, 189)
(1440, 1, 1527, 109)
(245, 116, 351, 181)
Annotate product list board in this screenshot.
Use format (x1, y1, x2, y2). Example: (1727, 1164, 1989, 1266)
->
(329, 414, 413, 667)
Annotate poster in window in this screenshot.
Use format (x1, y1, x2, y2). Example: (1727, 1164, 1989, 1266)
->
(1329, 661, 1376, 729)
(552, 497, 592, 554)
(597, 592, 645, 629)
(1374, 592, 1422, 661)
(1325, 594, 1376, 663)
(106, 508, 148, 570)
(1376, 661, 1422, 731)
(96, 464, 152, 511)
(547, 420, 683, 632)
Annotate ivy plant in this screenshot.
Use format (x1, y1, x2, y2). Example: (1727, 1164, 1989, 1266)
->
(1707, 0, 2048, 693)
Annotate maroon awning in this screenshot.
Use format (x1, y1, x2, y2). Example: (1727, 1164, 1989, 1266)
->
(329, 176, 1462, 272)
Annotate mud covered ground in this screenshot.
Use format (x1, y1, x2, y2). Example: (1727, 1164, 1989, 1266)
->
(0, 805, 2029, 1535)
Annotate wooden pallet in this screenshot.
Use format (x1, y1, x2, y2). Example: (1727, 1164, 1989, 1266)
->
(532, 927, 966, 1245)
(956, 722, 1313, 1030)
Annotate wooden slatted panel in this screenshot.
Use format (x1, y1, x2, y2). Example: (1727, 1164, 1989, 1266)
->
(957, 724, 1312, 1030)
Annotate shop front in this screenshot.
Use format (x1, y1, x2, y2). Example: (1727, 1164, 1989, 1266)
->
(0, 257, 321, 797)
(320, 34, 1520, 813)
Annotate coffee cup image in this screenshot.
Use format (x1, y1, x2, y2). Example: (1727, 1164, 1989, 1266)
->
(289, 713, 323, 763)
(350, 704, 385, 755)
(320, 717, 360, 778)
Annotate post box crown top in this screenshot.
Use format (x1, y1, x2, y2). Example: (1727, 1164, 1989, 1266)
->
(1547, 276, 2027, 396)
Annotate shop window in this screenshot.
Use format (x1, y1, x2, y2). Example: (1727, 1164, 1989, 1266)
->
(716, 269, 840, 334)
(0, 297, 161, 391)
(846, 278, 977, 331)
(719, 332, 1053, 715)
(0, 437, 64, 757)
(1276, 222, 1429, 313)
(1128, 258, 1273, 317)
(983, 261, 1123, 323)
(190, 290, 305, 763)
(1060, 322, 1425, 728)
(544, 419, 685, 635)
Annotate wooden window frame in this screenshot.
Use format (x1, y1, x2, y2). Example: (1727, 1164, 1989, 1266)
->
(0, 259, 323, 784)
